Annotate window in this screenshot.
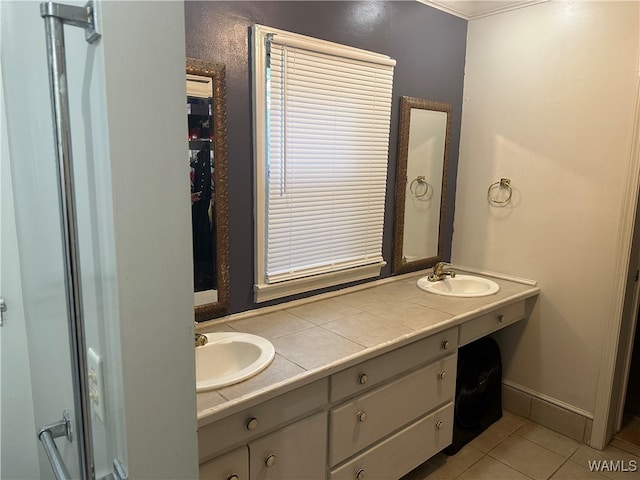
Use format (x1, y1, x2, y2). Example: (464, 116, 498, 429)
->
(252, 25, 396, 302)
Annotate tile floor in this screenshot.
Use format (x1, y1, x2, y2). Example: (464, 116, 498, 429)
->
(402, 411, 640, 480)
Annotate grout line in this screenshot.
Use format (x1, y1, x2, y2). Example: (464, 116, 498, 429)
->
(546, 456, 572, 480)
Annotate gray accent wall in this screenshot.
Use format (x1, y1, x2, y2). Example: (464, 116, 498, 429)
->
(184, 1, 467, 314)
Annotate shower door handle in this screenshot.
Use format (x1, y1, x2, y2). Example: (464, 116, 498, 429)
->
(39, 2, 100, 479)
(37, 411, 73, 480)
(0, 298, 6, 326)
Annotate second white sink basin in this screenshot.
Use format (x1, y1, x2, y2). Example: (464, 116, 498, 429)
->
(196, 332, 275, 392)
(417, 274, 500, 297)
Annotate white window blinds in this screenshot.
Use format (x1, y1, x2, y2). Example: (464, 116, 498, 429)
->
(253, 25, 395, 301)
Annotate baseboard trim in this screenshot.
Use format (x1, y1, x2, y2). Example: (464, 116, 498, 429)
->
(503, 381, 594, 444)
(503, 380, 593, 419)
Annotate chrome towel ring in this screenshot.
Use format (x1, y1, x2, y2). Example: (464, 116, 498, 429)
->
(487, 178, 512, 205)
(409, 175, 433, 200)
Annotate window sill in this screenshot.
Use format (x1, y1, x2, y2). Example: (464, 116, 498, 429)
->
(254, 262, 386, 303)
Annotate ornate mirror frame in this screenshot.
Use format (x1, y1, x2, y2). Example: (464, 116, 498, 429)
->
(187, 58, 230, 320)
(392, 96, 452, 275)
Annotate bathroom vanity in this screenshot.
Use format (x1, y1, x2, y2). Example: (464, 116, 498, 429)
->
(196, 270, 539, 480)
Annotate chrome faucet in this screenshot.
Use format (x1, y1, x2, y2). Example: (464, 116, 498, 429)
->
(428, 262, 456, 282)
(195, 333, 208, 347)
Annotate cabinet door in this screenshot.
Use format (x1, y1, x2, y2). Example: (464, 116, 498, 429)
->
(329, 403, 454, 480)
(200, 446, 249, 480)
(249, 412, 327, 480)
(329, 354, 456, 465)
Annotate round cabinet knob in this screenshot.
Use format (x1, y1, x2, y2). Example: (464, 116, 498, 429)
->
(436, 421, 444, 430)
(438, 370, 446, 380)
(265, 454, 277, 468)
(246, 417, 259, 431)
(357, 411, 368, 423)
(358, 373, 368, 385)
(442, 340, 450, 350)
(227, 476, 239, 480)
(356, 468, 366, 480)
(498, 314, 505, 323)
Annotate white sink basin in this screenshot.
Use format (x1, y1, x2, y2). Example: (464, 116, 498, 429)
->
(417, 274, 500, 297)
(196, 332, 275, 392)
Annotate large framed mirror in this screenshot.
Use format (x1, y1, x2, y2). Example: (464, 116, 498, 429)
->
(392, 96, 452, 275)
(186, 58, 230, 320)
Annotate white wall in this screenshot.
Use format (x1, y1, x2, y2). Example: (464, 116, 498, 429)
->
(453, 1, 639, 416)
(98, 2, 198, 478)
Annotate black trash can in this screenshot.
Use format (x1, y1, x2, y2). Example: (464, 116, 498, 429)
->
(444, 337, 503, 455)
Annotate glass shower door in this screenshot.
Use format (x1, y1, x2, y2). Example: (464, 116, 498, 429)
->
(1, 1, 127, 478)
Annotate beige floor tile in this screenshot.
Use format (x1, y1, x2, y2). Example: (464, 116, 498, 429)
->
(401, 460, 439, 480)
(467, 412, 528, 453)
(456, 456, 532, 480)
(610, 437, 640, 458)
(516, 422, 581, 458)
(550, 460, 609, 480)
(615, 416, 640, 449)
(419, 446, 484, 480)
(489, 435, 566, 480)
(570, 445, 640, 480)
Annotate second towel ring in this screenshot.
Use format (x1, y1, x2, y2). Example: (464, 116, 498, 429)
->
(487, 178, 513, 205)
(409, 176, 433, 200)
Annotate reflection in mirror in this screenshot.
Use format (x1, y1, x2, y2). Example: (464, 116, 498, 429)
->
(392, 96, 452, 275)
(186, 58, 229, 320)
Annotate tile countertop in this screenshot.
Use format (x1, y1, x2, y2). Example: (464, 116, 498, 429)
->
(196, 267, 540, 428)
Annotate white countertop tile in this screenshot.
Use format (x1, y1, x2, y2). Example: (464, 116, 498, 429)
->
(196, 269, 540, 426)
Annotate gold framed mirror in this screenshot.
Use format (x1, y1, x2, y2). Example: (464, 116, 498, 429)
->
(392, 96, 452, 275)
(186, 58, 230, 320)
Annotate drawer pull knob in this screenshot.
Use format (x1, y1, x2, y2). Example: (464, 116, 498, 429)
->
(498, 314, 504, 323)
(358, 373, 368, 385)
(227, 476, 239, 480)
(356, 468, 366, 480)
(357, 410, 368, 422)
(438, 370, 446, 380)
(436, 421, 444, 430)
(246, 417, 259, 431)
(265, 454, 277, 468)
(442, 340, 450, 350)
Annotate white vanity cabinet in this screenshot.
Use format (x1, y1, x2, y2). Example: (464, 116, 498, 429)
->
(248, 412, 327, 480)
(328, 327, 458, 479)
(199, 446, 248, 480)
(329, 403, 453, 480)
(198, 380, 328, 480)
(199, 413, 327, 480)
(459, 301, 526, 346)
(198, 294, 535, 480)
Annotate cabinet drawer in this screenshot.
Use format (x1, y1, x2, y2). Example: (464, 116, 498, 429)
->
(200, 446, 248, 480)
(329, 402, 453, 480)
(329, 354, 456, 466)
(248, 412, 327, 480)
(198, 379, 328, 462)
(330, 326, 457, 402)
(459, 301, 525, 346)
